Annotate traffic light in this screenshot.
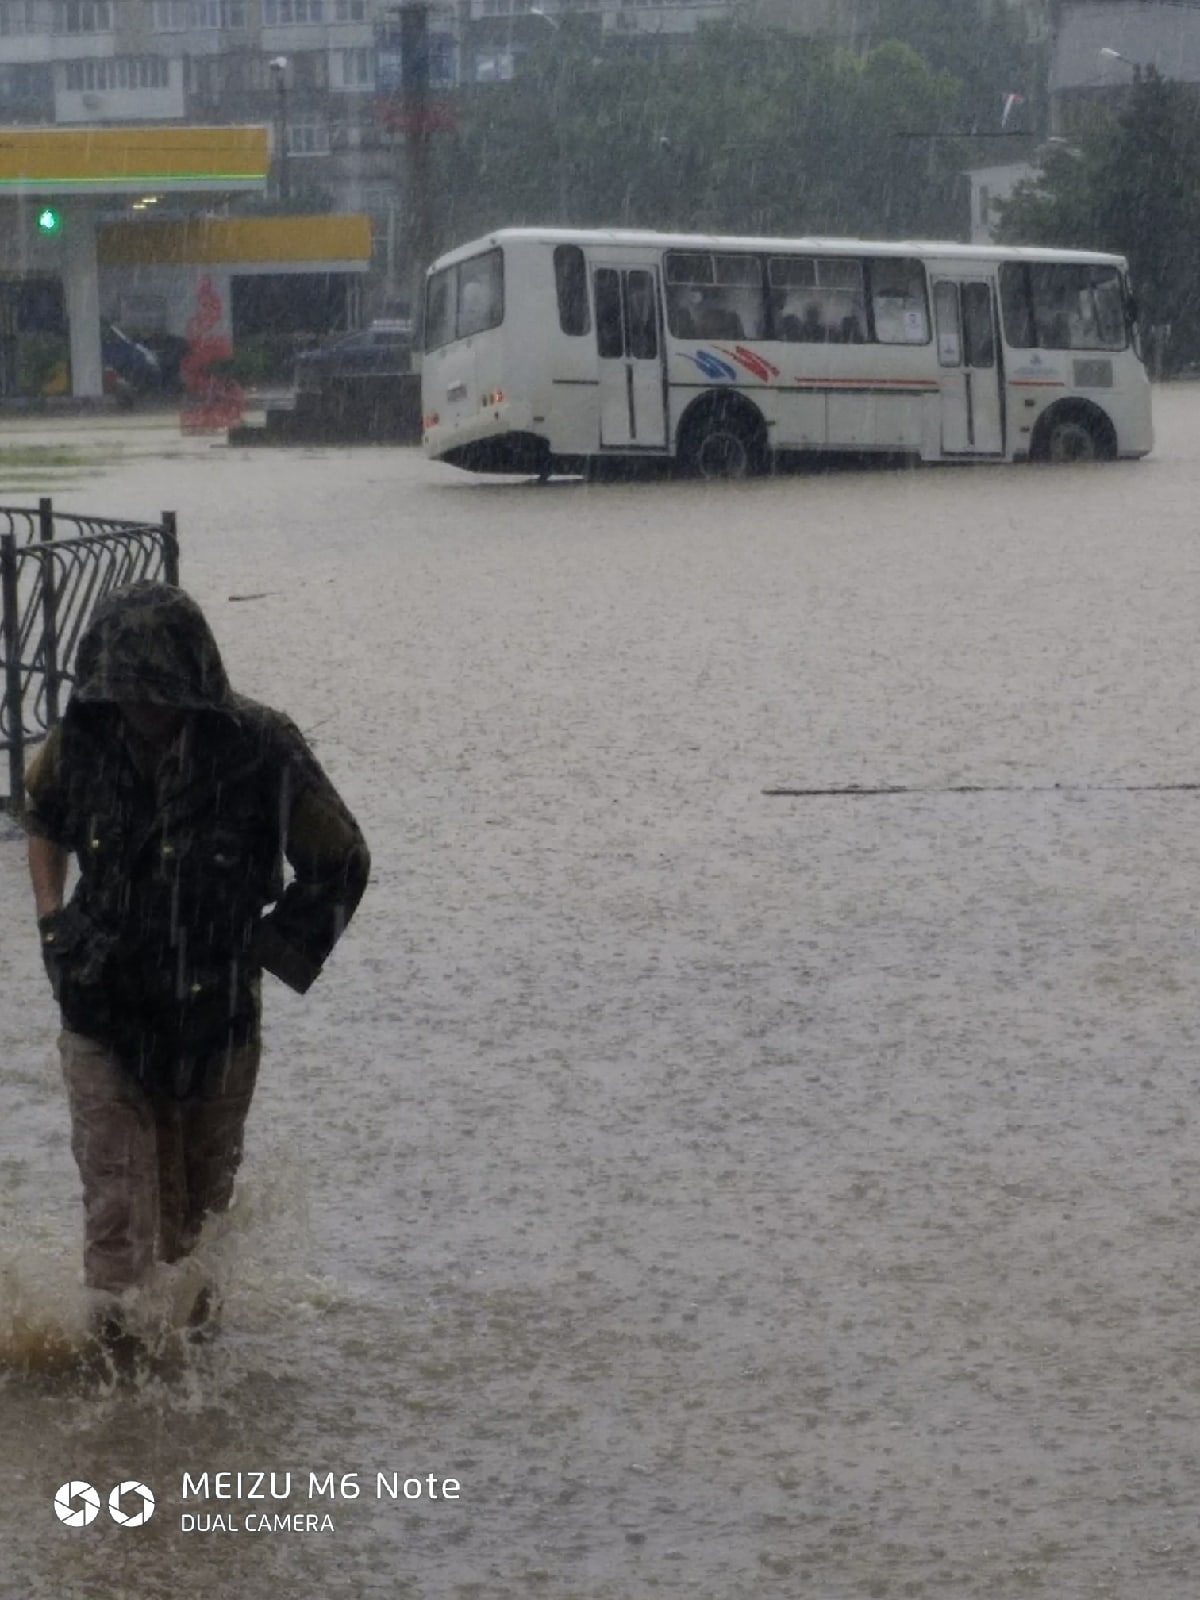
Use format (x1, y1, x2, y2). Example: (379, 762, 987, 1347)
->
(35, 206, 62, 236)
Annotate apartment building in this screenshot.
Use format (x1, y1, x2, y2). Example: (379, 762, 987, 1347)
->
(0, 1, 1058, 200)
(0, 2, 444, 220)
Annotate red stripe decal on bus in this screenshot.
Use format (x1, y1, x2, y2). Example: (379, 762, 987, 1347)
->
(792, 378, 938, 388)
(714, 344, 781, 381)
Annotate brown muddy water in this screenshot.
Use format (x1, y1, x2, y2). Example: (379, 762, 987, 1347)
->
(3, 390, 1200, 1598)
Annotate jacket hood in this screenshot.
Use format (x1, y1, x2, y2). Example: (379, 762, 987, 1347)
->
(72, 580, 232, 709)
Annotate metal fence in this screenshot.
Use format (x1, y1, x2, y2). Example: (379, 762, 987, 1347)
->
(0, 498, 179, 812)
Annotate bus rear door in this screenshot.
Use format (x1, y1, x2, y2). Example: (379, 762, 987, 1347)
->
(932, 277, 1004, 455)
(592, 265, 667, 451)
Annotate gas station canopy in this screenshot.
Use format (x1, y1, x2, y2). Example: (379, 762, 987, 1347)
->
(0, 124, 271, 398)
(0, 124, 269, 195)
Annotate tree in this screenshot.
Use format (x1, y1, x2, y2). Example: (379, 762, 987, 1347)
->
(870, 0, 1044, 134)
(432, 22, 969, 245)
(997, 70, 1200, 371)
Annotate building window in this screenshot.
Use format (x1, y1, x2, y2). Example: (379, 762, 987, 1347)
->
(57, 0, 110, 31)
(0, 2, 40, 34)
(65, 55, 170, 89)
(192, 0, 247, 25)
(0, 59, 51, 104)
(152, 0, 186, 27)
(263, 0, 323, 21)
(286, 120, 330, 154)
(334, 0, 366, 17)
(287, 49, 327, 87)
(360, 182, 393, 215)
(337, 46, 373, 87)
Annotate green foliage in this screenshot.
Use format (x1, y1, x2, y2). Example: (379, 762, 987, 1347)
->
(871, 0, 1042, 133)
(16, 333, 69, 397)
(209, 333, 298, 384)
(997, 70, 1200, 371)
(431, 21, 972, 250)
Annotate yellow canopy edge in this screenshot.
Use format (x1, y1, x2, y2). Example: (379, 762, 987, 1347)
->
(97, 213, 374, 267)
(0, 125, 269, 188)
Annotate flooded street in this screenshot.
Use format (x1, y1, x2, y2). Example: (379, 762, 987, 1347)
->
(4, 387, 1200, 1598)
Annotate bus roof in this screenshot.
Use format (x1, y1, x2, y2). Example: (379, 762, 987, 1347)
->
(429, 227, 1128, 273)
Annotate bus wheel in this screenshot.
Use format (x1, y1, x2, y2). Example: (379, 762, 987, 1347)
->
(1031, 404, 1117, 464)
(681, 402, 767, 479)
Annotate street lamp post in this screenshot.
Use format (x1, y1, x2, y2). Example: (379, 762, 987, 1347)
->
(1098, 46, 1144, 88)
(269, 55, 290, 207)
(389, 2, 433, 319)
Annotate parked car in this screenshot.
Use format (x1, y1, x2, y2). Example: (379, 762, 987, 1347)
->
(101, 322, 162, 395)
(293, 319, 414, 392)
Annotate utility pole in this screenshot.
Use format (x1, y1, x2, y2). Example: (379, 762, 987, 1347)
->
(1046, 0, 1062, 138)
(269, 56, 291, 207)
(398, 1, 432, 318)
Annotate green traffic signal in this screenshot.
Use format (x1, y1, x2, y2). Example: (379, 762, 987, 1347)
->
(36, 206, 62, 236)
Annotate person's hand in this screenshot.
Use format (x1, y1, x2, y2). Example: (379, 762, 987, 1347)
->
(38, 906, 114, 993)
(38, 909, 69, 999)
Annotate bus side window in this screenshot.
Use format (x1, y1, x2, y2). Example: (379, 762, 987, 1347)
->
(665, 252, 713, 338)
(768, 256, 817, 339)
(869, 258, 929, 344)
(961, 282, 995, 367)
(595, 268, 624, 359)
(817, 259, 866, 343)
(554, 244, 590, 337)
(777, 302, 825, 342)
(934, 281, 962, 365)
(669, 289, 700, 338)
(713, 253, 764, 339)
(696, 304, 743, 340)
(665, 251, 763, 341)
(1025, 263, 1127, 351)
(626, 271, 658, 359)
(999, 262, 1035, 348)
(457, 249, 503, 340)
(424, 267, 456, 353)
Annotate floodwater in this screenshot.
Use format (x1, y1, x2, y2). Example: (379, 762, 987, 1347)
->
(3, 389, 1200, 1598)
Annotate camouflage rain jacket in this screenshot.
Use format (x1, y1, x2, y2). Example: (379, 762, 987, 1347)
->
(24, 581, 370, 1094)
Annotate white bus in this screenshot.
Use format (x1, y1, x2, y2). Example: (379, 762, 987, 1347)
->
(421, 227, 1153, 477)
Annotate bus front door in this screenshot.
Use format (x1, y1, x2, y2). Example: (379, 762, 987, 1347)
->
(592, 266, 667, 451)
(933, 278, 1004, 455)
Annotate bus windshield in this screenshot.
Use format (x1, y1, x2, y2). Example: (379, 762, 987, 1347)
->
(999, 261, 1127, 352)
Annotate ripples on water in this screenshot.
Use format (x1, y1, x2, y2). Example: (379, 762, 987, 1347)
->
(5, 405, 1200, 1597)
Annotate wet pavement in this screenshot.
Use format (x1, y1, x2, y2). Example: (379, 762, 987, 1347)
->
(3, 389, 1200, 1597)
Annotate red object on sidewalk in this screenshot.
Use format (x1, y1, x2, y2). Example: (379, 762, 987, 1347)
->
(179, 274, 244, 433)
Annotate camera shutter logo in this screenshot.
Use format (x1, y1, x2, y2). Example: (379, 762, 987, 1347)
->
(108, 1481, 156, 1527)
(54, 1482, 100, 1528)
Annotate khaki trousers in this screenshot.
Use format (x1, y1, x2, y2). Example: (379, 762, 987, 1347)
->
(60, 1029, 259, 1294)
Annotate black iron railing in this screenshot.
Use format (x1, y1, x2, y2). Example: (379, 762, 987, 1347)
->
(0, 498, 179, 812)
